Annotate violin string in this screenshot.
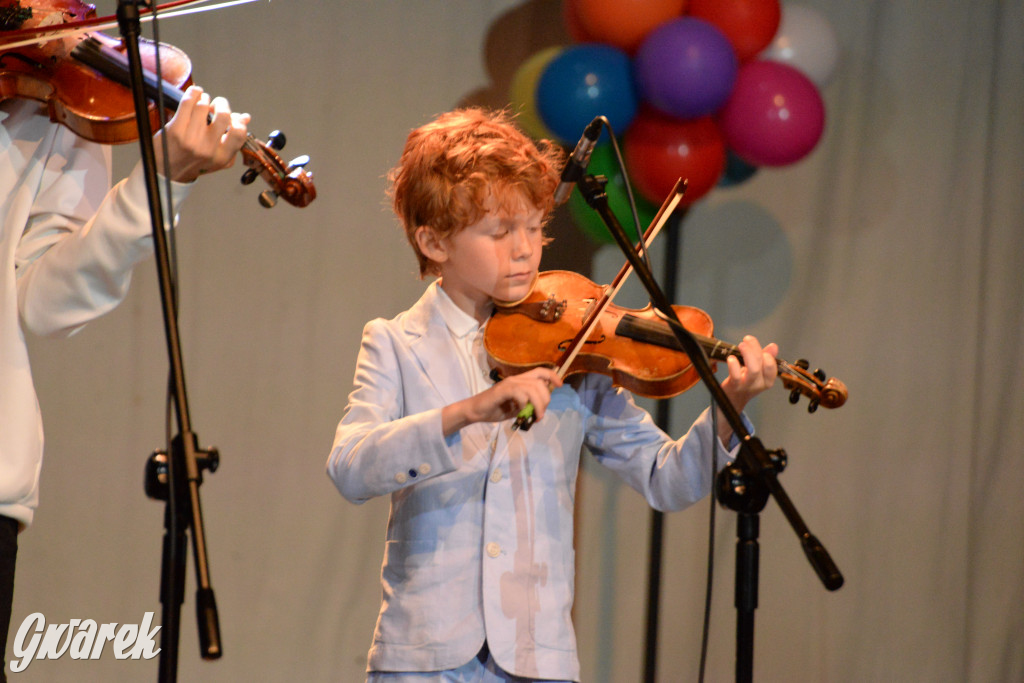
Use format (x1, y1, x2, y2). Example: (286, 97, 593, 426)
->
(642, 313, 804, 381)
(553, 193, 682, 379)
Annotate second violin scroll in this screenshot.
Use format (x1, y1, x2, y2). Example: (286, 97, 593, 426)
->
(484, 270, 848, 413)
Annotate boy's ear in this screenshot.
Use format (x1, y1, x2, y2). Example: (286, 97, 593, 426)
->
(414, 225, 448, 265)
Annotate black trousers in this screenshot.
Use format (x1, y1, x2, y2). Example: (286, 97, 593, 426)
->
(0, 515, 18, 683)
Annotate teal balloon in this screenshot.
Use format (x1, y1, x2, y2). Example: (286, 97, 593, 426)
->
(719, 149, 760, 187)
(568, 144, 657, 244)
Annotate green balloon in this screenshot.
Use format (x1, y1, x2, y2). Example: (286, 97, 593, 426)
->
(568, 145, 657, 244)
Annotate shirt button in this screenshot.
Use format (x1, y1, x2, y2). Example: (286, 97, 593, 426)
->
(486, 542, 501, 558)
(490, 470, 502, 484)
(418, 463, 431, 475)
(394, 472, 407, 484)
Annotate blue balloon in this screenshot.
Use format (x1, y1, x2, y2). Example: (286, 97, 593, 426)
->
(634, 18, 738, 120)
(535, 44, 638, 144)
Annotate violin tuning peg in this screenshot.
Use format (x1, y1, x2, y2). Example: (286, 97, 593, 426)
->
(789, 389, 802, 405)
(267, 130, 286, 151)
(813, 368, 827, 381)
(795, 358, 810, 370)
(286, 155, 311, 172)
(240, 168, 260, 185)
(807, 399, 820, 414)
(259, 189, 279, 209)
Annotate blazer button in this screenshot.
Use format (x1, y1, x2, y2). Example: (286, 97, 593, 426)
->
(394, 472, 407, 484)
(418, 463, 431, 475)
(490, 469, 502, 484)
(486, 542, 501, 558)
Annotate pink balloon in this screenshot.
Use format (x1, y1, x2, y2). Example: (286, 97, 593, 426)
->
(718, 60, 824, 166)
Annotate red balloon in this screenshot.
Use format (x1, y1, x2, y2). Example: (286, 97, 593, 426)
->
(562, 0, 596, 43)
(573, 0, 688, 52)
(687, 0, 781, 61)
(624, 108, 725, 206)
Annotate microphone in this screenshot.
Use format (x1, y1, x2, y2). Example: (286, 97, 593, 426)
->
(553, 117, 603, 205)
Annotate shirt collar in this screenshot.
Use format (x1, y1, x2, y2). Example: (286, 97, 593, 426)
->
(434, 281, 482, 339)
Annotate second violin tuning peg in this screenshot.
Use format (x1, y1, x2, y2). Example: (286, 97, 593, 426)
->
(286, 155, 310, 173)
(259, 189, 279, 209)
(267, 130, 286, 151)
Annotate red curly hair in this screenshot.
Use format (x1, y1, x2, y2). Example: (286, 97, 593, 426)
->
(388, 108, 564, 277)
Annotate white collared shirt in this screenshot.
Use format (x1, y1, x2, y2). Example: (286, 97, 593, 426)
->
(434, 282, 492, 397)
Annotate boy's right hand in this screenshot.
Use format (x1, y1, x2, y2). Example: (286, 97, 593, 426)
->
(441, 368, 563, 436)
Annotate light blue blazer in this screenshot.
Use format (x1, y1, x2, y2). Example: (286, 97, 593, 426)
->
(327, 282, 742, 681)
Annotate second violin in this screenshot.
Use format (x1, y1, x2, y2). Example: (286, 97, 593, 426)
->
(0, 0, 315, 208)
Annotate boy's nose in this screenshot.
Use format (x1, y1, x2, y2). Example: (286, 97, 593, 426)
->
(511, 228, 533, 258)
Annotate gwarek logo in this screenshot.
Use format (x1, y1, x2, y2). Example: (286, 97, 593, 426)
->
(11, 612, 161, 673)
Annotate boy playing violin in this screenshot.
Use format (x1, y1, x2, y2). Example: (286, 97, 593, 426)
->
(327, 107, 778, 682)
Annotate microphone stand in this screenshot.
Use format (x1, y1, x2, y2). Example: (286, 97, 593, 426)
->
(115, 3, 222, 680)
(575, 172, 843, 682)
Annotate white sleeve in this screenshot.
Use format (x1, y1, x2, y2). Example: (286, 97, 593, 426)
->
(16, 128, 192, 337)
(326, 319, 460, 504)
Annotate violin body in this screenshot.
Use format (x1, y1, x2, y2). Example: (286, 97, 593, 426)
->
(0, 2, 191, 143)
(486, 270, 717, 399)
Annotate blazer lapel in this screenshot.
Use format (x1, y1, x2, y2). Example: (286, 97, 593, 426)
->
(403, 282, 471, 407)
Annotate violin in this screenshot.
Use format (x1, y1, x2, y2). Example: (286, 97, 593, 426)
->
(484, 270, 848, 414)
(482, 178, 847, 430)
(0, 0, 315, 208)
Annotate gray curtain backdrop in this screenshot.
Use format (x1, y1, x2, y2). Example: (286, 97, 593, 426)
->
(10, 1, 1022, 681)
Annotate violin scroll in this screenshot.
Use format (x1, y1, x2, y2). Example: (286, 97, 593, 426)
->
(779, 359, 848, 413)
(238, 131, 315, 208)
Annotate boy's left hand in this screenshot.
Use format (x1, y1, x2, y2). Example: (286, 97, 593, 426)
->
(154, 85, 251, 183)
(721, 335, 778, 414)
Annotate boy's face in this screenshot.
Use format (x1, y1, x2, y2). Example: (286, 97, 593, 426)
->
(423, 199, 546, 320)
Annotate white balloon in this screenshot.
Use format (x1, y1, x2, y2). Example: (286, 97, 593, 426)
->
(762, 4, 840, 87)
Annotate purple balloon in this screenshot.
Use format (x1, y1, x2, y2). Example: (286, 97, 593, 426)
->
(719, 60, 825, 167)
(634, 17, 738, 120)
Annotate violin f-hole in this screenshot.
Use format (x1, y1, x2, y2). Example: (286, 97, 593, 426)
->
(558, 335, 605, 352)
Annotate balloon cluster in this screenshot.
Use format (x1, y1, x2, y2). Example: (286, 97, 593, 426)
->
(508, 1, 839, 242)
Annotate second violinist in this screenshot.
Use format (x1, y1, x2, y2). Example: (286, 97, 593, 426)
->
(0, 8, 249, 676)
(327, 107, 778, 683)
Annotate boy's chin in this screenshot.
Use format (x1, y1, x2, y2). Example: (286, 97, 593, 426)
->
(492, 281, 535, 307)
